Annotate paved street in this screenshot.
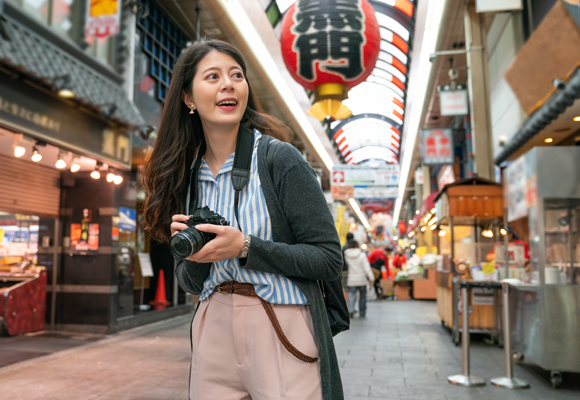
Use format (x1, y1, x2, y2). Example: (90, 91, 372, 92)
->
(0, 300, 579, 399)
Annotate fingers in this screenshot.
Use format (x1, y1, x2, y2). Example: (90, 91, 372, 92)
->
(194, 224, 226, 234)
(170, 222, 189, 236)
(172, 214, 190, 222)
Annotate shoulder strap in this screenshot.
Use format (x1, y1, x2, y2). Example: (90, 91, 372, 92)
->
(232, 127, 255, 230)
(186, 142, 206, 215)
(267, 138, 281, 182)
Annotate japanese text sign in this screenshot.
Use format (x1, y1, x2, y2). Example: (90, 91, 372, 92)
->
(85, 0, 122, 38)
(421, 128, 454, 166)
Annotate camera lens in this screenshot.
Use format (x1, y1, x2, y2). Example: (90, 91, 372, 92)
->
(169, 227, 206, 259)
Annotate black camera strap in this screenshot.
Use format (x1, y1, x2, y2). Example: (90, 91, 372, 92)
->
(186, 126, 255, 231)
(231, 127, 255, 231)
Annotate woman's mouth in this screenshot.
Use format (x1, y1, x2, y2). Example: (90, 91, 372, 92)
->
(216, 99, 238, 111)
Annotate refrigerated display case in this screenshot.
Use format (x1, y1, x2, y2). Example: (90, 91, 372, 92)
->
(507, 147, 580, 387)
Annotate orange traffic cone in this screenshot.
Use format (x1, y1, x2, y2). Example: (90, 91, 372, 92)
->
(150, 269, 170, 310)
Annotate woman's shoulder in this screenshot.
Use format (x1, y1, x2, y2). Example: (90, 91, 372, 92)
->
(258, 133, 311, 176)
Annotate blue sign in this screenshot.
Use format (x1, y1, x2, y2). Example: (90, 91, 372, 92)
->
(119, 207, 136, 231)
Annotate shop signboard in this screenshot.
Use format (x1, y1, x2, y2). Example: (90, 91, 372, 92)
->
(421, 128, 454, 166)
(0, 72, 131, 170)
(331, 165, 399, 200)
(137, 252, 154, 277)
(85, 0, 122, 39)
(506, 156, 527, 222)
(476, 0, 522, 13)
(119, 207, 136, 231)
(70, 208, 99, 254)
(437, 165, 455, 190)
(439, 89, 469, 116)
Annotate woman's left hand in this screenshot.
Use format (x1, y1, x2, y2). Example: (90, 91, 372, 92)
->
(186, 224, 245, 264)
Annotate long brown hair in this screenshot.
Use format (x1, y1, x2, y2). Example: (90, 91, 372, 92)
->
(142, 39, 292, 242)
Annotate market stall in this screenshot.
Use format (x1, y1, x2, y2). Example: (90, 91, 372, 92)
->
(506, 147, 580, 387)
(433, 177, 504, 344)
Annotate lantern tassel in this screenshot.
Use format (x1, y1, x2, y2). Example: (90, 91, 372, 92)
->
(308, 99, 353, 122)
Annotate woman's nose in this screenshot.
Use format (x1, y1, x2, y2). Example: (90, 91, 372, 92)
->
(221, 77, 234, 91)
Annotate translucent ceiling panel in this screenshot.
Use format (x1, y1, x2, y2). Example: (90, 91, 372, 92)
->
(379, 27, 409, 53)
(346, 146, 399, 164)
(375, 12, 410, 41)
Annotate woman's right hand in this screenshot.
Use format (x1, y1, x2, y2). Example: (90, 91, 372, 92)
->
(171, 214, 191, 238)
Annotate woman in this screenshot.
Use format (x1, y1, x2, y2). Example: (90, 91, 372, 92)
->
(344, 240, 375, 318)
(142, 39, 343, 400)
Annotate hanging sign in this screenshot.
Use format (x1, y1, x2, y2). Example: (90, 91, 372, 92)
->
(439, 89, 469, 116)
(85, 0, 122, 38)
(421, 128, 454, 166)
(506, 156, 527, 222)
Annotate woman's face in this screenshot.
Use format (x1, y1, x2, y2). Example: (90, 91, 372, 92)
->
(184, 50, 249, 131)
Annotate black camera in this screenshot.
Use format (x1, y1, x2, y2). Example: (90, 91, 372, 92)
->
(169, 206, 229, 259)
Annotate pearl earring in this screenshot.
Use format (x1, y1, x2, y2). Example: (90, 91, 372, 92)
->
(189, 106, 195, 115)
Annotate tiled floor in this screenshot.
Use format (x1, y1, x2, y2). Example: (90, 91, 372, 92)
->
(0, 300, 578, 399)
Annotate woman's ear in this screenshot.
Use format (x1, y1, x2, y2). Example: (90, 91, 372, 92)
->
(181, 90, 195, 110)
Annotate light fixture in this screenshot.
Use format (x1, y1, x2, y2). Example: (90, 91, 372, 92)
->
(348, 198, 370, 230)
(574, 116, 580, 122)
(408, 231, 415, 237)
(393, 236, 399, 241)
(361, 244, 368, 250)
(91, 161, 102, 179)
(54, 74, 75, 98)
(482, 229, 494, 238)
(411, 244, 416, 250)
(431, 208, 436, 214)
(544, 138, 553, 143)
(428, 216, 438, 226)
(439, 230, 446, 237)
(421, 226, 427, 232)
(31, 146, 42, 162)
(113, 175, 123, 185)
(500, 228, 507, 236)
(13, 134, 25, 157)
(70, 155, 80, 172)
(430, 224, 437, 230)
(55, 151, 66, 169)
(106, 172, 116, 182)
(415, 210, 420, 214)
(409, 219, 414, 225)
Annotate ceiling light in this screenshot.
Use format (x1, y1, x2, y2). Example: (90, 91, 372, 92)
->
(409, 219, 414, 224)
(421, 226, 427, 232)
(574, 116, 580, 122)
(361, 243, 368, 250)
(500, 228, 507, 235)
(31, 146, 42, 162)
(70, 155, 80, 172)
(431, 208, 436, 214)
(348, 198, 370, 230)
(439, 230, 446, 237)
(55, 151, 66, 169)
(91, 162, 102, 179)
(430, 224, 437, 230)
(14, 145, 25, 157)
(428, 217, 438, 226)
(113, 175, 123, 185)
(408, 231, 415, 237)
(482, 229, 494, 238)
(415, 210, 420, 214)
(55, 74, 75, 98)
(106, 172, 116, 182)
(393, 236, 399, 240)
(411, 244, 416, 249)
(544, 138, 553, 143)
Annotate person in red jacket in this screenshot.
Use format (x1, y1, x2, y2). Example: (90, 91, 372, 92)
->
(367, 247, 390, 297)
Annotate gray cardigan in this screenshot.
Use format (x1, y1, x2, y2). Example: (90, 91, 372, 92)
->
(175, 134, 344, 400)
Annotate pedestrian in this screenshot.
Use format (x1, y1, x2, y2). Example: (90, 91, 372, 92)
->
(367, 246, 390, 297)
(141, 39, 344, 400)
(344, 239, 375, 318)
(341, 232, 354, 303)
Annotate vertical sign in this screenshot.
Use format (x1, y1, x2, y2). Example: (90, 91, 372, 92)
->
(85, 0, 122, 38)
(506, 156, 527, 222)
(421, 128, 454, 166)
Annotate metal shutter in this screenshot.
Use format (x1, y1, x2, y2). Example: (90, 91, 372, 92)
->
(0, 153, 60, 217)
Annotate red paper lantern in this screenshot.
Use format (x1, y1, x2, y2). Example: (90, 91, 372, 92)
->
(398, 221, 406, 236)
(280, 0, 381, 121)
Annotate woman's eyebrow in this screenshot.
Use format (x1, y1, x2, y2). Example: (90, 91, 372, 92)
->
(201, 65, 242, 74)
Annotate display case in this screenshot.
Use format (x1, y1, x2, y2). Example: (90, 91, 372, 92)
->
(507, 147, 580, 385)
(433, 177, 504, 344)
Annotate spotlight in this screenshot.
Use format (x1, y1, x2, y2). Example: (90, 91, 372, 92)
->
(91, 161, 102, 179)
(31, 146, 42, 162)
(393, 236, 399, 241)
(55, 152, 66, 169)
(411, 244, 416, 250)
(439, 230, 446, 237)
(482, 229, 494, 238)
(54, 74, 75, 98)
(113, 175, 123, 185)
(574, 116, 580, 122)
(106, 172, 116, 182)
(421, 226, 427, 232)
(408, 220, 414, 225)
(14, 145, 25, 157)
(70, 156, 80, 172)
(500, 228, 507, 236)
(415, 210, 420, 215)
(544, 138, 553, 143)
(431, 208, 436, 214)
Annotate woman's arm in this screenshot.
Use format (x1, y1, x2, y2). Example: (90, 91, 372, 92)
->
(174, 259, 212, 294)
(362, 256, 375, 283)
(242, 160, 342, 281)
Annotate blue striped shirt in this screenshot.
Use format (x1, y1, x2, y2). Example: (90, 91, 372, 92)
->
(193, 131, 307, 304)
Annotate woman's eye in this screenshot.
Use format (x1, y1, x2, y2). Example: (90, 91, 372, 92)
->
(207, 74, 218, 80)
(233, 72, 243, 79)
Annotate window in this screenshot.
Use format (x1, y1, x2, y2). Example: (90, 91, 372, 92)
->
(136, 0, 190, 102)
(11, 0, 76, 36)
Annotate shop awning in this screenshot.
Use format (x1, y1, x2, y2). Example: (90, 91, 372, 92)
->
(494, 67, 580, 166)
(0, 15, 145, 129)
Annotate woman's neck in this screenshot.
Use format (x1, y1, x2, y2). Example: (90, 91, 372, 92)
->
(202, 122, 239, 178)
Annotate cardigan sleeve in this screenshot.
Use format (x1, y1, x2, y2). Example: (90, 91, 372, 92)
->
(175, 259, 212, 294)
(241, 160, 343, 281)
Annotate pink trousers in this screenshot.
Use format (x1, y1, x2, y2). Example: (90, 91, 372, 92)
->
(189, 292, 323, 400)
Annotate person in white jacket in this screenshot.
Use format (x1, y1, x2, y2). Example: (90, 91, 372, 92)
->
(344, 240, 375, 318)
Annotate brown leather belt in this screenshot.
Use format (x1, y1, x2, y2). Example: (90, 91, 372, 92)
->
(214, 281, 318, 363)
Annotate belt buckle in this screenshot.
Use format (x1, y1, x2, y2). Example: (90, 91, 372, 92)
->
(216, 283, 227, 294)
